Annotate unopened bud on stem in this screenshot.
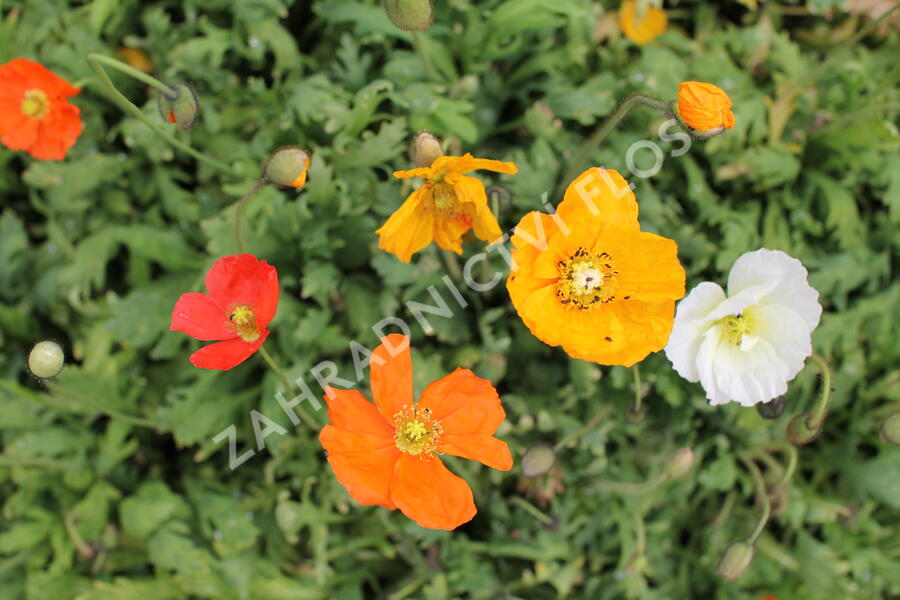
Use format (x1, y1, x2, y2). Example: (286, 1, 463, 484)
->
(383, 0, 434, 31)
(263, 146, 311, 188)
(28, 340, 64, 379)
(521, 444, 556, 479)
(662, 448, 694, 480)
(158, 83, 199, 130)
(716, 541, 755, 582)
(410, 131, 444, 167)
(880, 412, 900, 445)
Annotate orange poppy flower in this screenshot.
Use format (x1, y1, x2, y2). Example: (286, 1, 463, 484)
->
(677, 81, 735, 131)
(506, 168, 685, 366)
(0, 58, 82, 161)
(619, 1, 667, 45)
(319, 334, 513, 530)
(376, 153, 518, 263)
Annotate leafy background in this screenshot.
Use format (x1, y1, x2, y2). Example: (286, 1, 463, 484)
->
(1, 0, 898, 598)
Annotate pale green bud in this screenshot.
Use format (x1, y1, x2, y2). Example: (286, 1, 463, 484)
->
(263, 146, 311, 188)
(410, 131, 444, 168)
(716, 541, 755, 582)
(158, 83, 199, 130)
(383, 0, 434, 31)
(28, 340, 64, 379)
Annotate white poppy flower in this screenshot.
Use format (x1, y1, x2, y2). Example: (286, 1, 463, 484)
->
(665, 249, 822, 407)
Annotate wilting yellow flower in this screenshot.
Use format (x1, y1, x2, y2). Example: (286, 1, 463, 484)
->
(677, 81, 735, 131)
(619, 0, 667, 45)
(377, 153, 518, 263)
(507, 168, 685, 366)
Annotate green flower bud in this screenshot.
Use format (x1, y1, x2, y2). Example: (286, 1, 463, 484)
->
(757, 395, 786, 419)
(28, 340, 64, 379)
(716, 541, 755, 582)
(158, 83, 199, 130)
(410, 131, 444, 168)
(521, 444, 556, 479)
(880, 412, 900, 445)
(787, 412, 822, 446)
(663, 448, 694, 480)
(263, 146, 311, 188)
(383, 0, 434, 31)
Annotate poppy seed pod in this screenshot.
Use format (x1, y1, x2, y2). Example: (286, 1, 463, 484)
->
(410, 131, 444, 168)
(263, 146, 311, 188)
(716, 541, 755, 582)
(158, 83, 199, 130)
(28, 340, 64, 379)
(383, 0, 434, 31)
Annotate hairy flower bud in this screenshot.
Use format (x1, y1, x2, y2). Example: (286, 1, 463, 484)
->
(663, 447, 694, 480)
(521, 444, 556, 478)
(158, 82, 199, 130)
(880, 412, 900, 445)
(716, 541, 755, 582)
(677, 81, 735, 133)
(757, 396, 786, 419)
(383, 0, 434, 31)
(410, 131, 444, 168)
(28, 340, 64, 379)
(263, 146, 311, 188)
(787, 412, 822, 445)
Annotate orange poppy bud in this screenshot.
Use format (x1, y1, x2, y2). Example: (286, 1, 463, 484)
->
(410, 131, 443, 168)
(157, 82, 199, 130)
(263, 146, 311, 188)
(619, 0, 667, 45)
(383, 0, 433, 31)
(677, 81, 736, 132)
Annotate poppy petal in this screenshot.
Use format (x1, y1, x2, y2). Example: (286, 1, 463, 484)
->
(370, 334, 413, 421)
(451, 153, 518, 176)
(439, 434, 513, 471)
(170, 293, 233, 340)
(419, 368, 506, 436)
(454, 176, 503, 243)
(390, 454, 476, 530)
(205, 254, 279, 315)
(559, 168, 640, 232)
(324, 387, 393, 438)
(189, 329, 269, 370)
(320, 425, 400, 508)
(375, 186, 436, 263)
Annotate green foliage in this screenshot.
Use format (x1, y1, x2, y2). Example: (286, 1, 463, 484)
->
(1, 0, 899, 599)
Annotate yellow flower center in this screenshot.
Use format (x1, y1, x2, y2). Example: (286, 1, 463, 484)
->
(21, 89, 50, 120)
(393, 406, 442, 456)
(717, 314, 755, 345)
(229, 304, 260, 342)
(556, 247, 619, 309)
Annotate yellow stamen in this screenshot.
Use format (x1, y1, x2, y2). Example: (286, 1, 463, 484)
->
(717, 314, 755, 345)
(21, 89, 49, 120)
(393, 406, 442, 456)
(556, 247, 618, 309)
(228, 304, 260, 342)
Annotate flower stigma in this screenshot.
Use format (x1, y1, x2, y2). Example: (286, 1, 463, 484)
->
(229, 304, 260, 342)
(393, 405, 442, 456)
(21, 89, 49, 119)
(557, 247, 619, 309)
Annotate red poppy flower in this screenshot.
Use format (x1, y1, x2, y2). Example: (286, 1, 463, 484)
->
(170, 254, 279, 370)
(0, 58, 82, 161)
(320, 334, 513, 530)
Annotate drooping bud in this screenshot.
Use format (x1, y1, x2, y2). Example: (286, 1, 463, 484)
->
(880, 412, 900, 445)
(787, 412, 822, 445)
(716, 541, 755, 582)
(757, 396, 786, 419)
(157, 83, 199, 130)
(383, 0, 434, 31)
(662, 447, 694, 480)
(263, 146, 311, 188)
(28, 340, 64, 379)
(521, 444, 556, 479)
(410, 131, 444, 168)
(677, 81, 735, 134)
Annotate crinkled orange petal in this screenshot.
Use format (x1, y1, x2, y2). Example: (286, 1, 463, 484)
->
(454, 175, 503, 243)
(370, 334, 413, 421)
(376, 186, 435, 263)
(323, 387, 393, 438)
(558, 168, 639, 232)
(419, 368, 506, 436)
(619, 0, 667, 45)
(601, 228, 685, 302)
(393, 166, 435, 180)
(444, 153, 518, 176)
(389, 454, 476, 530)
(439, 434, 513, 471)
(320, 425, 400, 509)
(431, 209, 470, 255)
(677, 81, 735, 131)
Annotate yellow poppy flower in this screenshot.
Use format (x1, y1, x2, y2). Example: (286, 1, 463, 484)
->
(619, 0, 667, 45)
(506, 168, 685, 366)
(377, 153, 518, 263)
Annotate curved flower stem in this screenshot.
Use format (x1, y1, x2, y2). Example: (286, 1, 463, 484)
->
(0, 455, 75, 470)
(595, 472, 666, 496)
(47, 383, 159, 430)
(806, 352, 832, 430)
(411, 31, 441, 82)
(86, 53, 233, 175)
(510, 496, 554, 526)
(87, 53, 174, 96)
(738, 456, 771, 544)
(761, 440, 798, 495)
(258, 346, 321, 429)
(554, 405, 613, 451)
(556, 93, 674, 200)
(630, 364, 644, 417)
(234, 178, 267, 252)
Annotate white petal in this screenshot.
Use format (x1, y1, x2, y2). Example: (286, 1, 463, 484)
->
(727, 249, 822, 331)
(749, 304, 812, 382)
(712, 336, 791, 407)
(696, 325, 729, 405)
(665, 282, 726, 382)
